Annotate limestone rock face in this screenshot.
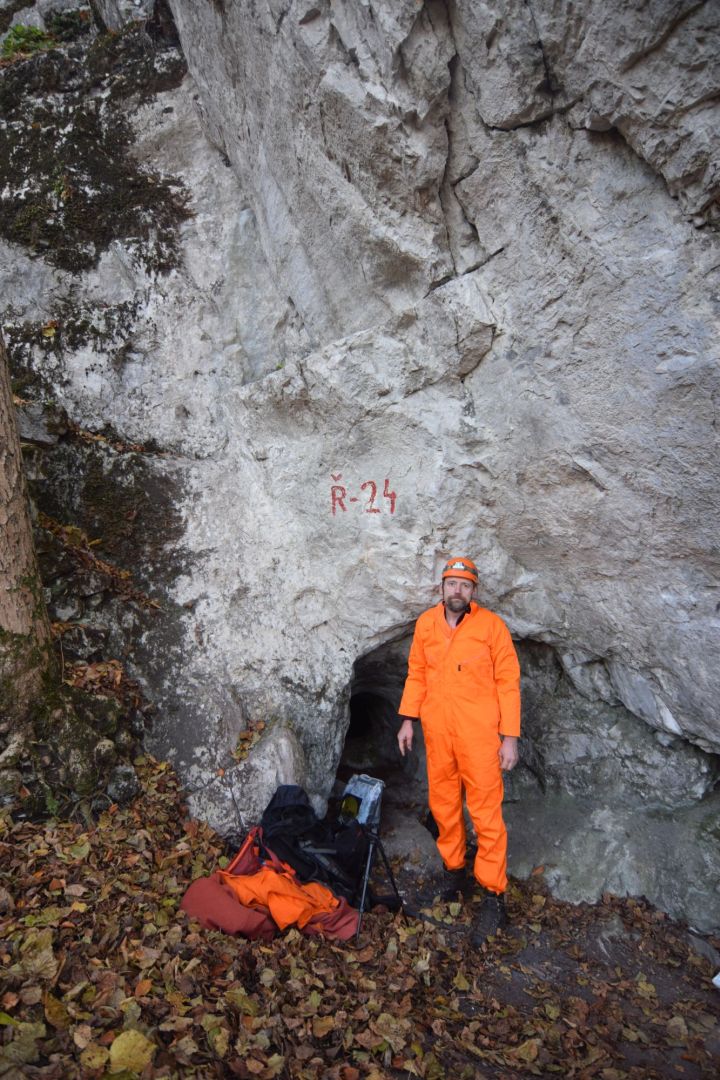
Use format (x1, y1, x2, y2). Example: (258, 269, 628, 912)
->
(93, 0, 154, 30)
(451, 0, 720, 223)
(2, 1, 719, 926)
(164, 0, 720, 752)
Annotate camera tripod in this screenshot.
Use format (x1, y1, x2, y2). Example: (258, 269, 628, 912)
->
(355, 823, 404, 943)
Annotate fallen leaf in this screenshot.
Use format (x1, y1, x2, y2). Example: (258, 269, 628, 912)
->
(68, 839, 90, 861)
(266, 1053, 285, 1076)
(43, 992, 70, 1030)
(511, 1037, 541, 1062)
(80, 1043, 109, 1070)
(0, 1021, 46, 1070)
(109, 1029, 156, 1073)
(17, 929, 57, 983)
(312, 1015, 336, 1038)
(73, 1023, 93, 1049)
(134, 978, 152, 998)
(666, 1015, 688, 1043)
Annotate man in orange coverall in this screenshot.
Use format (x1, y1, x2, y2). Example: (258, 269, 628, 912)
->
(397, 556, 521, 944)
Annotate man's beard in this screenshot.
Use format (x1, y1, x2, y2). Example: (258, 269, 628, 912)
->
(445, 596, 470, 612)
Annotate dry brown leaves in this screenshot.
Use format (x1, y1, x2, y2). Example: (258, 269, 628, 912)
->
(1, 758, 718, 1079)
(65, 419, 150, 456)
(60, 658, 143, 710)
(232, 721, 267, 764)
(39, 512, 160, 611)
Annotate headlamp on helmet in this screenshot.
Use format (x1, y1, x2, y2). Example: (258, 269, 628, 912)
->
(441, 557, 478, 584)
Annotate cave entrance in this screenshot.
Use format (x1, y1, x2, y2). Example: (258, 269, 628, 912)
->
(336, 635, 427, 813)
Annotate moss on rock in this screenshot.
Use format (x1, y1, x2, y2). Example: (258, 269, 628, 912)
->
(0, 1, 35, 37)
(0, 11, 189, 273)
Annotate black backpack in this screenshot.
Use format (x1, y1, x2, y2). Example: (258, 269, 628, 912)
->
(259, 785, 368, 903)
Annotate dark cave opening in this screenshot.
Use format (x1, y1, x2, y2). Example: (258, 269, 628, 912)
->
(336, 635, 428, 811)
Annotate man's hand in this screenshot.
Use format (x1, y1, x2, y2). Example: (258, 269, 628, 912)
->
(397, 718, 415, 756)
(498, 735, 519, 771)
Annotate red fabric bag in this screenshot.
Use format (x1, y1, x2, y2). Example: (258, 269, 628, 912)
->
(180, 873, 276, 940)
(180, 827, 358, 941)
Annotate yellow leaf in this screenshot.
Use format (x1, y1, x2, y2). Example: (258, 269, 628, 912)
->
(109, 1029, 156, 1073)
(303, 989, 322, 1015)
(512, 1037, 540, 1062)
(43, 993, 70, 1030)
(453, 970, 470, 991)
(225, 988, 258, 1015)
(208, 1024, 230, 1057)
(80, 1043, 109, 1070)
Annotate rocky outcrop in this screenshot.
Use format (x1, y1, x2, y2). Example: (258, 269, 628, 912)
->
(1, 1, 719, 926)
(162, 0, 720, 755)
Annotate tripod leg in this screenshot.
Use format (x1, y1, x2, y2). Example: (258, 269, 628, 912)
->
(374, 837, 404, 916)
(355, 837, 377, 944)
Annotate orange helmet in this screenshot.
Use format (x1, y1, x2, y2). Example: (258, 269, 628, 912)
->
(441, 556, 478, 584)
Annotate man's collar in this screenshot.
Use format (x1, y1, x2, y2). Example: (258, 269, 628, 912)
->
(441, 600, 474, 626)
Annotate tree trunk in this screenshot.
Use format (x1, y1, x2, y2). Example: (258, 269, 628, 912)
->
(0, 330, 54, 727)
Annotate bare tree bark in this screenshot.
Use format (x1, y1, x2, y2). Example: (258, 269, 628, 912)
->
(0, 329, 54, 726)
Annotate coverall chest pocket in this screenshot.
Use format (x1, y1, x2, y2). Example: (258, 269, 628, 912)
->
(456, 648, 494, 688)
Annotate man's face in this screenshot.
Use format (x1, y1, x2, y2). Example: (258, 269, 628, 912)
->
(442, 576, 475, 612)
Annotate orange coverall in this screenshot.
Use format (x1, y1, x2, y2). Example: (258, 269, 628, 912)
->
(398, 601, 521, 894)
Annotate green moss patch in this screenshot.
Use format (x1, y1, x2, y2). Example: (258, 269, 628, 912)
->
(2, 24, 53, 58)
(0, 0, 35, 36)
(0, 13, 189, 273)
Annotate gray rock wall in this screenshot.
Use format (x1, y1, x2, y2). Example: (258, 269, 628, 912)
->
(164, 0, 720, 751)
(2, 0, 719, 925)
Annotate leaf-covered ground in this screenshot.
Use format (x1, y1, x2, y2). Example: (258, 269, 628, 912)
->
(1, 759, 718, 1079)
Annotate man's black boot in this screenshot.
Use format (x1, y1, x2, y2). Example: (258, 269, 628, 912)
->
(470, 892, 508, 945)
(440, 866, 467, 902)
